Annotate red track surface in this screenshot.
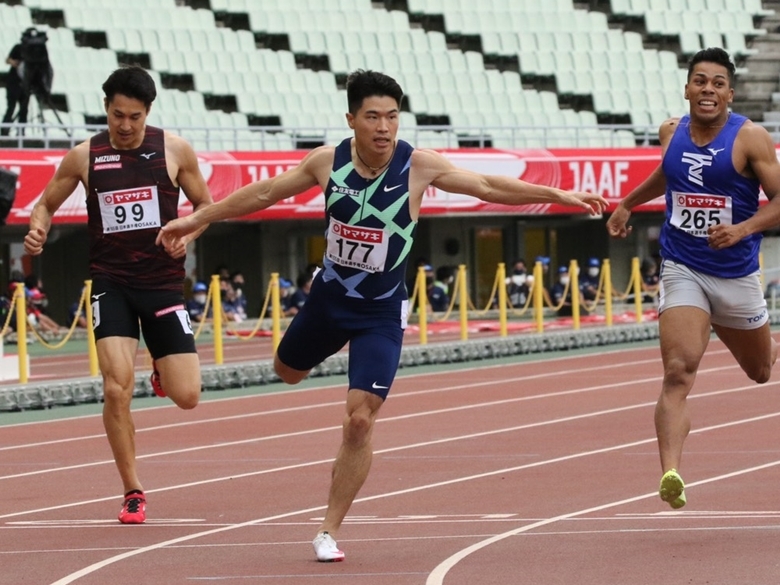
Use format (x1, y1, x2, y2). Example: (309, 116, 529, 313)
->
(2, 339, 780, 584)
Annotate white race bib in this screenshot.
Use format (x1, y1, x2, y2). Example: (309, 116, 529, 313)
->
(670, 191, 732, 238)
(98, 185, 161, 233)
(326, 218, 389, 273)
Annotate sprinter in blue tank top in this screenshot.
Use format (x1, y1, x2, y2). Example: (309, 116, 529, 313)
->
(160, 69, 608, 563)
(607, 48, 780, 511)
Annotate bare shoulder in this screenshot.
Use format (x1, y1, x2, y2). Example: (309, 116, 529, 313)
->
(60, 139, 90, 174)
(658, 117, 681, 142)
(162, 130, 196, 158)
(299, 144, 336, 179)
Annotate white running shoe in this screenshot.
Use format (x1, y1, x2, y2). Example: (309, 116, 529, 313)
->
(312, 531, 345, 562)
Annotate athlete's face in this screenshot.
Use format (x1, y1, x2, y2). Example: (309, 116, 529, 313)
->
(104, 93, 150, 150)
(346, 95, 399, 156)
(685, 61, 733, 124)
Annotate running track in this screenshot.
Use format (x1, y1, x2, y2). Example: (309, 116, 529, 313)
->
(2, 339, 780, 584)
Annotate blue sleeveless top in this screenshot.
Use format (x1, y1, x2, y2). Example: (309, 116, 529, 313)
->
(660, 113, 761, 278)
(318, 138, 416, 300)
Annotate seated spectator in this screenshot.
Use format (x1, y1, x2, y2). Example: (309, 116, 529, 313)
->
(230, 270, 248, 314)
(581, 258, 601, 302)
(506, 259, 530, 308)
(430, 265, 453, 312)
(68, 287, 88, 328)
(279, 278, 298, 317)
(222, 280, 247, 322)
(24, 274, 62, 334)
(289, 272, 312, 313)
(187, 281, 210, 323)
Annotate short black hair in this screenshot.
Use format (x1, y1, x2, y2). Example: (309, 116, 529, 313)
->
(345, 69, 404, 115)
(687, 47, 736, 86)
(102, 65, 157, 108)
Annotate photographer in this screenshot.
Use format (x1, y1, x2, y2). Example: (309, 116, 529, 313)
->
(1, 37, 26, 136)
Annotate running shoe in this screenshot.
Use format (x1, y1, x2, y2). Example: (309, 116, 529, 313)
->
(150, 360, 165, 397)
(118, 490, 146, 524)
(659, 469, 686, 509)
(312, 531, 345, 562)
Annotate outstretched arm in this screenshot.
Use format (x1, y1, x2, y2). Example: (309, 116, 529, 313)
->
(410, 149, 607, 216)
(157, 146, 331, 245)
(606, 118, 676, 239)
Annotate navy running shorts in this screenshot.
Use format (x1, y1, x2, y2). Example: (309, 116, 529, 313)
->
(276, 282, 406, 400)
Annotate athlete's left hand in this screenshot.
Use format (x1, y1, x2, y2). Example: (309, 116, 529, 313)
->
(707, 223, 747, 250)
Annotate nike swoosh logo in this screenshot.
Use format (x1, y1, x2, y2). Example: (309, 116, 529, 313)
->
(372, 382, 389, 390)
(91, 292, 107, 300)
(383, 184, 402, 192)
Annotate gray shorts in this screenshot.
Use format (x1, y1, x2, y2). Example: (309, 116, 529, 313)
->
(659, 259, 768, 330)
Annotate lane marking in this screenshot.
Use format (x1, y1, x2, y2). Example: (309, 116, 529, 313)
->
(0, 368, 756, 484)
(45, 412, 780, 584)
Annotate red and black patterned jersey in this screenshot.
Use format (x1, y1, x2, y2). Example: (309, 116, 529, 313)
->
(87, 126, 183, 290)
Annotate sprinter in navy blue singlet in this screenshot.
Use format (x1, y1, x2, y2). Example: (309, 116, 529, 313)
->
(25, 66, 213, 525)
(161, 69, 606, 562)
(607, 48, 780, 512)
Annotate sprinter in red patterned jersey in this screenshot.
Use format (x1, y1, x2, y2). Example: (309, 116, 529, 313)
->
(23, 65, 213, 524)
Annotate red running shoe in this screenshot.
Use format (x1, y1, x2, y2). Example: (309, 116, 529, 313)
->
(118, 490, 146, 524)
(151, 361, 165, 397)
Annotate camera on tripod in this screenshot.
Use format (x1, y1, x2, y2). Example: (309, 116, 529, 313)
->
(19, 27, 53, 100)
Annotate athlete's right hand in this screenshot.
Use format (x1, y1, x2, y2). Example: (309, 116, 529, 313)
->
(606, 205, 632, 238)
(24, 227, 47, 256)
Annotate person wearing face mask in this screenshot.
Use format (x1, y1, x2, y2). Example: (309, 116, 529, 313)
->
(551, 265, 576, 317)
(581, 257, 601, 302)
(187, 282, 210, 323)
(505, 259, 530, 308)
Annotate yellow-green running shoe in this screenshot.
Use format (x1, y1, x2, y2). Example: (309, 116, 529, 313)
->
(659, 469, 686, 509)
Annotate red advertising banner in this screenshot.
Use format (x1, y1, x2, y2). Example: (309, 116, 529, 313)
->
(0, 147, 668, 225)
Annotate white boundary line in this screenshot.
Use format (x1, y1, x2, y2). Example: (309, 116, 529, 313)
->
(44, 408, 780, 584)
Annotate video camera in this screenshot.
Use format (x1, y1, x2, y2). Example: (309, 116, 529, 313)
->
(19, 27, 53, 98)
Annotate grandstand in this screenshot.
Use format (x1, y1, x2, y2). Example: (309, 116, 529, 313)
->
(0, 0, 778, 150)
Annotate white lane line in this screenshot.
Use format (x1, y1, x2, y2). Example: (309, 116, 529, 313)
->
(425, 460, 780, 584)
(0, 353, 666, 449)
(0, 363, 741, 480)
(45, 411, 780, 584)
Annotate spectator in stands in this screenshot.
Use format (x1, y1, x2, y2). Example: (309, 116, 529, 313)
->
(221, 280, 247, 322)
(551, 265, 575, 317)
(23, 273, 61, 334)
(640, 257, 660, 303)
(606, 48, 780, 511)
(159, 68, 607, 562)
(506, 258, 530, 308)
(23, 65, 213, 525)
(186, 281, 209, 323)
(230, 270, 248, 315)
(581, 257, 601, 302)
(430, 265, 453, 312)
(68, 286, 88, 328)
(278, 278, 297, 317)
(289, 272, 312, 314)
(1, 37, 26, 136)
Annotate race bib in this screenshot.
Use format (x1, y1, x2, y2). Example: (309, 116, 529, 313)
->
(326, 218, 389, 273)
(670, 191, 732, 238)
(97, 185, 161, 233)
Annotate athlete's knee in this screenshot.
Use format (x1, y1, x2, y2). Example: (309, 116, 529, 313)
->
(746, 361, 773, 384)
(273, 354, 308, 384)
(172, 389, 200, 410)
(344, 410, 373, 445)
(662, 357, 697, 392)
